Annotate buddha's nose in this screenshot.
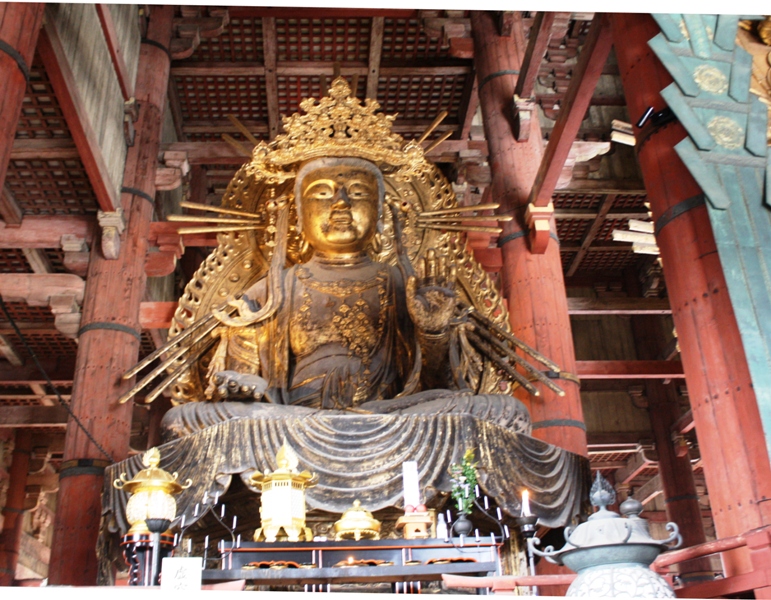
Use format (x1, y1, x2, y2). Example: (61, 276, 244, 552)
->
(332, 189, 351, 209)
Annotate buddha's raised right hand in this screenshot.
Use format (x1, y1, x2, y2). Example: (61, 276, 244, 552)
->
(211, 370, 268, 401)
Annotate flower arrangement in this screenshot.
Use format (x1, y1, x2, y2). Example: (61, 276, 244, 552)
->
(449, 448, 479, 516)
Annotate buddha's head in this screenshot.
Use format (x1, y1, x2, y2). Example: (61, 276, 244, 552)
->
(295, 157, 384, 255)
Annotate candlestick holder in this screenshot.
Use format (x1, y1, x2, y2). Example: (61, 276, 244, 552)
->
(514, 514, 538, 538)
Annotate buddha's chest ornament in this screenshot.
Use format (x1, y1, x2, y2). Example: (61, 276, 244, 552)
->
(290, 265, 390, 370)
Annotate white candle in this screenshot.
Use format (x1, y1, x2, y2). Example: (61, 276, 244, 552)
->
(522, 490, 532, 517)
(496, 507, 502, 521)
(491, 533, 496, 544)
(221, 504, 226, 519)
(187, 538, 192, 553)
(194, 503, 199, 517)
(236, 534, 241, 548)
(483, 496, 489, 510)
(232, 515, 238, 530)
(214, 492, 219, 505)
(475, 529, 480, 542)
(446, 510, 452, 523)
(203, 491, 209, 504)
(475, 484, 480, 497)
(181, 514, 186, 529)
(204, 535, 209, 549)
(504, 525, 510, 539)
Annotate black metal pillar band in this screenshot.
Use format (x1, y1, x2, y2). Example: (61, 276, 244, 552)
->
(0, 38, 30, 82)
(140, 37, 172, 62)
(478, 69, 520, 91)
(654, 194, 706, 236)
(664, 493, 700, 504)
(121, 186, 155, 206)
(59, 458, 112, 479)
(498, 230, 560, 248)
(531, 418, 587, 431)
(78, 321, 141, 341)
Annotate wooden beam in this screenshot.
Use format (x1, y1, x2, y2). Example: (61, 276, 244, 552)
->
(566, 193, 616, 277)
(0, 334, 23, 366)
(148, 221, 217, 247)
(0, 185, 22, 227)
(170, 61, 471, 78)
(366, 17, 385, 100)
(514, 12, 558, 99)
(228, 8, 416, 19)
(616, 450, 656, 485)
(95, 4, 133, 100)
(38, 15, 120, 213)
(0, 215, 95, 249)
(262, 17, 279, 140)
(560, 244, 633, 252)
(567, 296, 671, 315)
(0, 405, 150, 428)
(21, 248, 54, 274)
(10, 139, 81, 161)
(0, 273, 85, 305)
(528, 15, 613, 208)
(555, 207, 650, 220)
(0, 358, 76, 385)
(576, 360, 685, 379)
(167, 77, 187, 142)
(165, 140, 488, 165)
(181, 118, 458, 136)
(633, 473, 662, 505)
(672, 409, 695, 435)
(555, 179, 646, 193)
(457, 71, 479, 141)
(139, 301, 177, 329)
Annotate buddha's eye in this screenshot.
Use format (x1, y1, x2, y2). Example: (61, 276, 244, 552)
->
(305, 183, 335, 200)
(346, 182, 372, 200)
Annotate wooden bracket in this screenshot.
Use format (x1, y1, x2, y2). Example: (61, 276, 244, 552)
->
(97, 208, 126, 260)
(512, 94, 536, 142)
(525, 202, 554, 254)
(60, 234, 90, 277)
(49, 293, 82, 339)
(155, 150, 190, 191)
(145, 230, 185, 277)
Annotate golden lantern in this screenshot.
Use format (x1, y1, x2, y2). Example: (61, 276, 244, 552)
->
(114, 447, 191, 535)
(250, 442, 317, 542)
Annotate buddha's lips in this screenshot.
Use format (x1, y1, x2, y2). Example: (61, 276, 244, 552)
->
(330, 210, 353, 224)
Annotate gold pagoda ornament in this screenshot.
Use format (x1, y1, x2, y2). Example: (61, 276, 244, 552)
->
(113, 447, 191, 535)
(250, 441, 318, 542)
(334, 500, 382, 541)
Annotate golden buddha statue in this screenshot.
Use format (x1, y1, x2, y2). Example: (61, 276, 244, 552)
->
(108, 79, 588, 537)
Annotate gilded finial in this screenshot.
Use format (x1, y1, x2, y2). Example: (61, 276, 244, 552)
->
(143, 447, 161, 468)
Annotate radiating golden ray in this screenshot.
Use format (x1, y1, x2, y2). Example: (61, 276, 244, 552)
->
(420, 224, 503, 234)
(418, 215, 513, 224)
(178, 225, 264, 235)
(168, 214, 262, 225)
(222, 133, 252, 157)
(226, 114, 261, 146)
(180, 200, 263, 220)
(416, 110, 449, 144)
(420, 203, 501, 217)
(423, 129, 455, 154)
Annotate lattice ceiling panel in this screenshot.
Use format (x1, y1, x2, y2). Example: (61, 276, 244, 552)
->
(5, 331, 78, 361)
(556, 219, 591, 244)
(175, 75, 267, 121)
(0, 249, 32, 274)
(276, 18, 371, 62)
(0, 302, 53, 324)
(381, 18, 449, 60)
(559, 251, 578, 272)
(552, 192, 604, 211)
(43, 248, 69, 274)
(0, 396, 41, 407)
(596, 218, 633, 242)
(377, 75, 466, 121)
(190, 17, 265, 62)
(612, 193, 649, 210)
(5, 158, 99, 216)
(139, 331, 157, 359)
(575, 250, 638, 274)
(16, 54, 71, 140)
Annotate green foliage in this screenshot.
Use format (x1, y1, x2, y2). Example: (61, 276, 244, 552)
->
(449, 448, 478, 516)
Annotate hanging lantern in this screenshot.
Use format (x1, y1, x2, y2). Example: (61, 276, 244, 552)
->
(114, 447, 191, 535)
(250, 441, 317, 542)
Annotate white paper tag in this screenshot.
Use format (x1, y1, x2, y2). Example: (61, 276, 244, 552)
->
(161, 556, 203, 590)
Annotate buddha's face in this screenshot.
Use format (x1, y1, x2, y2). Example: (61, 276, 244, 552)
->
(299, 164, 380, 255)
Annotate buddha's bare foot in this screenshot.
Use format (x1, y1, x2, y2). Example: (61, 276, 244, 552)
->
(213, 370, 268, 400)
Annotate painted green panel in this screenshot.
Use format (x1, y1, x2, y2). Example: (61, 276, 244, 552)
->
(715, 15, 741, 51)
(652, 14, 685, 42)
(683, 14, 712, 58)
(729, 46, 753, 104)
(675, 139, 731, 208)
(649, 35, 701, 96)
(661, 85, 716, 150)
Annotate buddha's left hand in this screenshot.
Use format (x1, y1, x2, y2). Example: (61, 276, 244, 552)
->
(406, 249, 457, 334)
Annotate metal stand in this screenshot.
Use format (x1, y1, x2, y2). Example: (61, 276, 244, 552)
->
(515, 515, 539, 596)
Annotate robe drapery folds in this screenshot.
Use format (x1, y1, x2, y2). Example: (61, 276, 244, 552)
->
(103, 412, 590, 533)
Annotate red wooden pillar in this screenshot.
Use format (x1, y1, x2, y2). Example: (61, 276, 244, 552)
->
(0, 429, 32, 585)
(611, 13, 771, 576)
(47, 7, 174, 585)
(470, 12, 586, 457)
(0, 3, 44, 191)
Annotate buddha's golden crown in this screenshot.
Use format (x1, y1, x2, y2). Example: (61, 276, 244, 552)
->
(244, 77, 426, 182)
